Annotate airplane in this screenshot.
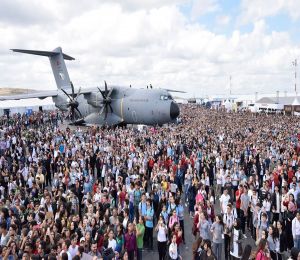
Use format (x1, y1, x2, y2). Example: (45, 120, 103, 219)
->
(0, 47, 182, 126)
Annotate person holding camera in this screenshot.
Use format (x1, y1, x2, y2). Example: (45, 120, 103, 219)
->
(156, 215, 168, 260)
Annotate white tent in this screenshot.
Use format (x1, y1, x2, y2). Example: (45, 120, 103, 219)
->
(0, 97, 55, 115)
(292, 97, 300, 106)
(223, 99, 232, 111)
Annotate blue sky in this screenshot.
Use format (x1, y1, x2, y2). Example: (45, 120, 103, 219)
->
(179, 0, 300, 41)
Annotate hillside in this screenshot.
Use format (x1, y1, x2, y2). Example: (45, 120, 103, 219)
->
(0, 88, 36, 96)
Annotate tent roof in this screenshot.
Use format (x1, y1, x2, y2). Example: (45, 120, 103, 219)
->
(256, 96, 300, 105)
(0, 97, 54, 108)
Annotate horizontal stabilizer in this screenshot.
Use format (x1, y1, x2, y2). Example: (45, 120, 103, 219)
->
(11, 49, 75, 60)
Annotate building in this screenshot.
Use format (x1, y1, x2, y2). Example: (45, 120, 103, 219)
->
(255, 96, 300, 113)
(0, 97, 56, 116)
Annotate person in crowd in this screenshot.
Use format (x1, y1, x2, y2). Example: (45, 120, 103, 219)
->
(155, 215, 168, 260)
(255, 238, 271, 260)
(230, 218, 243, 259)
(124, 223, 137, 260)
(240, 185, 250, 238)
(0, 105, 299, 259)
(198, 212, 211, 241)
(276, 220, 287, 258)
(267, 225, 280, 260)
(169, 233, 182, 260)
(223, 203, 236, 260)
(136, 216, 145, 260)
(144, 198, 154, 250)
(202, 239, 216, 260)
(289, 247, 300, 260)
(292, 210, 300, 250)
(210, 214, 224, 260)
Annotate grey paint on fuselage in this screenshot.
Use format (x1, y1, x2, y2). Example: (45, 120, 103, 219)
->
(74, 87, 175, 125)
(8, 47, 180, 126)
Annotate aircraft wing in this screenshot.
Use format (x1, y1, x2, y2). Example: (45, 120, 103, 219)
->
(0, 90, 59, 100)
(0, 88, 96, 101)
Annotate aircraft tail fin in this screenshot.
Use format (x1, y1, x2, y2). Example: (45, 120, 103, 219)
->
(11, 47, 75, 90)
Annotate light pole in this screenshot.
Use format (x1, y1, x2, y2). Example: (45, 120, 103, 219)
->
(292, 59, 297, 95)
(229, 75, 232, 96)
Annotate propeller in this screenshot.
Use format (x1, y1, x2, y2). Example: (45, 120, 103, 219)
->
(61, 81, 83, 122)
(98, 81, 114, 120)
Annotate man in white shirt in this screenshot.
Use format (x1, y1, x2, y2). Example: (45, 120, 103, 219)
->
(68, 235, 79, 258)
(223, 203, 236, 260)
(292, 211, 300, 250)
(220, 189, 230, 214)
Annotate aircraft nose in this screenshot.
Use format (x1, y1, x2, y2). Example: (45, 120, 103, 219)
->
(170, 102, 180, 119)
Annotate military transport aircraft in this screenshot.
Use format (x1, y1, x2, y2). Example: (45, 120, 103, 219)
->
(0, 47, 182, 126)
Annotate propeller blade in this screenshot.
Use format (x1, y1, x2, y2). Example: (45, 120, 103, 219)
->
(98, 87, 106, 99)
(107, 88, 113, 99)
(108, 103, 113, 113)
(75, 107, 82, 117)
(70, 81, 75, 98)
(70, 107, 75, 121)
(104, 105, 108, 120)
(104, 81, 108, 97)
(75, 87, 82, 101)
(61, 88, 72, 100)
(99, 105, 105, 116)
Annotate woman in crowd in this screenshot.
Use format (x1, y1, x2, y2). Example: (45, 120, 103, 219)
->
(267, 225, 280, 260)
(0, 105, 300, 260)
(210, 214, 224, 260)
(255, 239, 271, 260)
(198, 212, 211, 241)
(169, 234, 182, 260)
(230, 218, 243, 259)
(276, 221, 287, 258)
(155, 215, 168, 260)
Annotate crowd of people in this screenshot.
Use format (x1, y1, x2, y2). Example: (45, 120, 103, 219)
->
(0, 106, 299, 260)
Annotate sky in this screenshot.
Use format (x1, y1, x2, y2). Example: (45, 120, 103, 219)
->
(0, 0, 300, 97)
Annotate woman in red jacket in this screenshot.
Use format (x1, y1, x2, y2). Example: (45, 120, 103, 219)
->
(255, 239, 271, 260)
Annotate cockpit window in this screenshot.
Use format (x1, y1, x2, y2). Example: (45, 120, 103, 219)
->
(160, 95, 173, 101)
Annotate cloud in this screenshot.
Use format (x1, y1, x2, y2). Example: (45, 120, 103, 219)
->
(216, 15, 231, 26)
(190, 0, 219, 19)
(0, 0, 55, 26)
(239, 0, 300, 25)
(0, 0, 300, 96)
